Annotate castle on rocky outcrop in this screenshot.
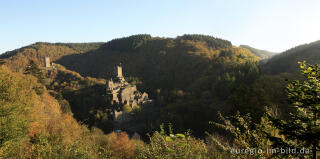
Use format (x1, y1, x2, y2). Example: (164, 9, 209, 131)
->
(106, 64, 152, 122)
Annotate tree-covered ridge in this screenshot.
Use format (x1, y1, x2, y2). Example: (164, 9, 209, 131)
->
(0, 42, 104, 72)
(0, 42, 103, 58)
(176, 34, 232, 49)
(57, 42, 104, 53)
(55, 36, 259, 81)
(262, 40, 320, 74)
(102, 34, 152, 51)
(0, 34, 251, 75)
(240, 44, 275, 59)
(102, 34, 232, 52)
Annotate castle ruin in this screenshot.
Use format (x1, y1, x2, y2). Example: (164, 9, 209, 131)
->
(106, 64, 152, 122)
(45, 56, 51, 68)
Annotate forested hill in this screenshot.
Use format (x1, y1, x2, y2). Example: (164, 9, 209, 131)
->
(55, 34, 260, 91)
(261, 40, 320, 74)
(0, 34, 261, 92)
(240, 45, 275, 59)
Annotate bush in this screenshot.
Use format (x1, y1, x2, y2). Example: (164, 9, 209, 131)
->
(123, 104, 133, 113)
(106, 132, 136, 159)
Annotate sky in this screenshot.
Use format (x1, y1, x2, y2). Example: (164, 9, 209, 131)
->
(0, 0, 320, 53)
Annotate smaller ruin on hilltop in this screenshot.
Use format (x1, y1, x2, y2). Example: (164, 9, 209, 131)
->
(106, 63, 152, 122)
(45, 56, 51, 68)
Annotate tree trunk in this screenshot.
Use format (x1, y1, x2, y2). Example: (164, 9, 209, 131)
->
(312, 111, 317, 159)
(312, 143, 317, 159)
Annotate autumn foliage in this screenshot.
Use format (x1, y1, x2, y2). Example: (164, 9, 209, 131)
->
(106, 132, 136, 159)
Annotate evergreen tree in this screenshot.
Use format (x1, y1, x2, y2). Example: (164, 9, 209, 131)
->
(24, 60, 45, 84)
(268, 61, 320, 159)
(0, 59, 5, 66)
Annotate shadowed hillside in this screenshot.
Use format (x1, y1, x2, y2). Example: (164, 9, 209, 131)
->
(262, 40, 320, 74)
(55, 35, 259, 92)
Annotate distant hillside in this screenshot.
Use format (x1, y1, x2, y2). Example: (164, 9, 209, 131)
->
(261, 40, 320, 74)
(240, 45, 275, 59)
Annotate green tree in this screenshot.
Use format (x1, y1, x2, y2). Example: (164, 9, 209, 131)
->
(209, 110, 277, 159)
(268, 61, 320, 159)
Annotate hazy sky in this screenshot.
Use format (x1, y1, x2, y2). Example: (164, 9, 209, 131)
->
(1, 0, 320, 53)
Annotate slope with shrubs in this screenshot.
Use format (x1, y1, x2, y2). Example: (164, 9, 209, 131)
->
(0, 65, 112, 158)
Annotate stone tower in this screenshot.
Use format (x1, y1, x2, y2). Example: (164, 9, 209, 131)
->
(117, 65, 123, 78)
(45, 57, 51, 68)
